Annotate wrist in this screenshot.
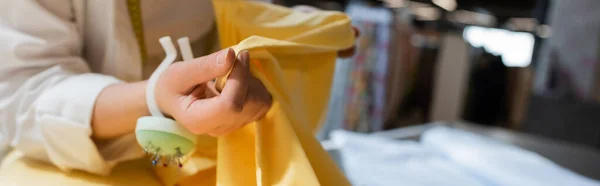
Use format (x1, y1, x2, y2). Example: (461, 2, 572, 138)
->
(119, 80, 154, 117)
(139, 80, 151, 116)
(91, 80, 151, 139)
(152, 77, 178, 119)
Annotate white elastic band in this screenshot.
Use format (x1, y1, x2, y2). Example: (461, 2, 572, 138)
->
(145, 37, 196, 117)
(178, 37, 194, 61)
(146, 37, 178, 117)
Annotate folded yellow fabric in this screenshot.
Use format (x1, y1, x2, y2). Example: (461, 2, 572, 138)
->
(0, 1, 354, 186)
(216, 1, 352, 185)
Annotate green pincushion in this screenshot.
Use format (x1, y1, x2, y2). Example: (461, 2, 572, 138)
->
(135, 130, 195, 156)
(136, 116, 197, 166)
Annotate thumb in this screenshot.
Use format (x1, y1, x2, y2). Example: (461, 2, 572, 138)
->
(165, 48, 236, 93)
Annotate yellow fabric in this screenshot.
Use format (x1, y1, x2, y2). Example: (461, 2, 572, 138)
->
(0, 1, 354, 186)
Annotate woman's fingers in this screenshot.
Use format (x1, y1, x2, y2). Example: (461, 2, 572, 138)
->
(219, 51, 250, 112)
(166, 48, 236, 93)
(181, 97, 225, 134)
(222, 76, 272, 134)
(246, 76, 273, 123)
(201, 75, 272, 137)
(182, 51, 251, 135)
(172, 50, 272, 136)
(164, 49, 273, 135)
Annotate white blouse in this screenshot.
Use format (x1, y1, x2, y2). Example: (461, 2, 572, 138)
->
(0, 0, 268, 175)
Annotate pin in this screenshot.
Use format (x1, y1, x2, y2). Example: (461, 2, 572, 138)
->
(177, 158, 182, 168)
(168, 156, 176, 166)
(151, 151, 159, 160)
(175, 147, 183, 157)
(142, 144, 188, 168)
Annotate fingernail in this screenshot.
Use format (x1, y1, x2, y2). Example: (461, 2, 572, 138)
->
(216, 48, 231, 65)
(237, 50, 249, 65)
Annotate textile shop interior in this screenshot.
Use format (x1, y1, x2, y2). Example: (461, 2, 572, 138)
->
(279, 0, 600, 185)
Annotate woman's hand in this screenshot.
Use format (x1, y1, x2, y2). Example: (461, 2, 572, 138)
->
(155, 49, 272, 136)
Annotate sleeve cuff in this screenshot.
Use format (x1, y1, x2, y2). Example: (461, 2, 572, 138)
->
(36, 73, 123, 127)
(34, 74, 143, 175)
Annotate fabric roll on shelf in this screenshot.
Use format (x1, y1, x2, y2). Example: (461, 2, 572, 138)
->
(319, 2, 406, 139)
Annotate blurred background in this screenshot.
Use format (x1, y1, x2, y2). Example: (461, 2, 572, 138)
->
(274, 0, 600, 185)
(273, 0, 599, 148)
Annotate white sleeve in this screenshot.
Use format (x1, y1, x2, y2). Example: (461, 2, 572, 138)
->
(0, 0, 142, 175)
